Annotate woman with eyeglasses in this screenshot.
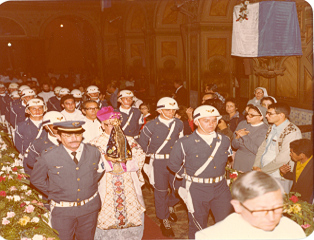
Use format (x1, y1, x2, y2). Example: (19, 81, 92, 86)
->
(232, 105, 268, 172)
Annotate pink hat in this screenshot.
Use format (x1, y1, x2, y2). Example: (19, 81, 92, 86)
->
(97, 106, 121, 121)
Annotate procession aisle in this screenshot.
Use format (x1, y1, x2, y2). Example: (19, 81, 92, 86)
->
(142, 184, 214, 239)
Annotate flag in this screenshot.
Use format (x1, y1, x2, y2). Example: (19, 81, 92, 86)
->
(232, 1, 302, 57)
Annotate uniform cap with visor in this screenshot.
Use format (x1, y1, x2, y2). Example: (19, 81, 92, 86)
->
(156, 97, 179, 110)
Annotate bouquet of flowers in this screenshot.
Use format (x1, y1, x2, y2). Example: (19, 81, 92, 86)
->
(225, 166, 243, 190)
(0, 123, 60, 240)
(283, 192, 314, 236)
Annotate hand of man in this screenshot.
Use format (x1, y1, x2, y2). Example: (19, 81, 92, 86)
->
(279, 164, 291, 175)
(252, 167, 261, 171)
(217, 119, 228, 130)
(186, 107, 194, 121)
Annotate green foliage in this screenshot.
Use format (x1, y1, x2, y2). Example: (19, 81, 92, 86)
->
(283, 192, 314, 236)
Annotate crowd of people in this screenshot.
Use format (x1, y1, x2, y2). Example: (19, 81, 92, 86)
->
(0, 73, 312, 240)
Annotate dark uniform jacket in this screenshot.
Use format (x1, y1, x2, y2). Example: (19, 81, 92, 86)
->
(139, 117, 183, 154)
(10, 100, 26, 129)
(283, 158, 313, 203)
(168, 131, 230, 179)
(47, 96, 62, 112)
(97, 99, 108, 109)
(30, 143, 102, 203)
(15, 118, 41, 154)
(23, 130, 56, 176)
(119, 107, 142, 137)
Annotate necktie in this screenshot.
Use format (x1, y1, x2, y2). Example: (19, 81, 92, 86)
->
(71, 151, 79, 164)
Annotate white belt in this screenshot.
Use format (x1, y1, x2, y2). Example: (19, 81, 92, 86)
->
(152, 154, 170, 159)
(50, 192, 98, 207)
(184, 174, 224, 184)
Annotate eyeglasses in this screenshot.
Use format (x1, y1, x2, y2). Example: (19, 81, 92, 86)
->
(247, 114, 261, 118)
(85, 107, 99, 111)
(266, 111, 278, 116)
(240, 202, 283, 216)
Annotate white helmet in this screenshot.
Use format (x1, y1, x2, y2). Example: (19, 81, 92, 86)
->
(59, 88, 70, 96)
(8, 83, 19, 89)
(20, 88, 36, 98)
(42, 111, 66, 126)
(156, 97, 179, 110)
(71, 89, 82, 98)
(18, 85, 30, 94)
(118, 90, 134, 100)
(10, 91, 20, 99)
(25, 98, 47, 113)
(193, 105, 222, 121)
(54, 86, 62, 95)
(86, 85, 100, 94)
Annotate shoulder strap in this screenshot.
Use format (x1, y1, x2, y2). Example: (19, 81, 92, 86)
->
(122, 110, 134, 131)
(194, 134, 222, 176)
(155, 120, 176, 154)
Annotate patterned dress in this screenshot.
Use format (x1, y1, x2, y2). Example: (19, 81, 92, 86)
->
(90, 132, 146, 240)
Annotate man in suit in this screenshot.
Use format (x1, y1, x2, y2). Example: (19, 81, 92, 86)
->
(172, 79, 188, 107)
(279, 139, 313, 203)
(31, 120, 104, 240)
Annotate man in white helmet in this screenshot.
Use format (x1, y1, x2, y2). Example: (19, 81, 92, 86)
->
(47, 86, 62, 111)
(138, 97, 184, 237)
(117, 90, 143, 139)
(71, 89, 83, 109)
(24, 111, 66, 176)
(10, 88, 35, 132)
(168, 105, 233, 239)
(86, 85, 108, 108)
(15, 98, 47, 155)
(37, 82, 54, 104)
(8, 82, 19, 94)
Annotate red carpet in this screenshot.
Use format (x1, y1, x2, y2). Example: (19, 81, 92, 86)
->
(143, 214, 173, 240)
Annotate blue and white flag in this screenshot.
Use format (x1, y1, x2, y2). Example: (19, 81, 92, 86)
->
(232, 1, 302, 57)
